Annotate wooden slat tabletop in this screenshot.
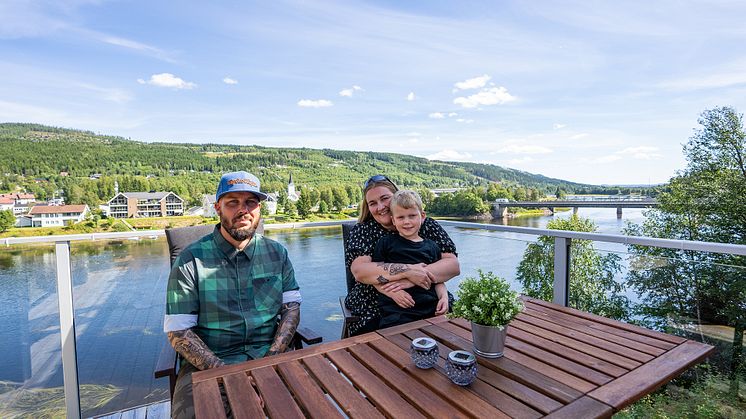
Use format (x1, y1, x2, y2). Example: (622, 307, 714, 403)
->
(192, 297, 714, 418)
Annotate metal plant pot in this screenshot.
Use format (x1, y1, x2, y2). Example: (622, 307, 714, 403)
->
(471, 322, 508, 358)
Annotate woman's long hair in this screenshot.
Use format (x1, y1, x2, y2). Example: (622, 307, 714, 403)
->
(357, 179, 398, 223)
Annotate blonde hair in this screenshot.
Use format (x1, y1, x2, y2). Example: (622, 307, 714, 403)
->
(358, 178, 398, 223)
(390, 190, 424, 214)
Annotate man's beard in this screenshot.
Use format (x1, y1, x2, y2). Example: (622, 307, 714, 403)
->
(220, 214, 258, 242)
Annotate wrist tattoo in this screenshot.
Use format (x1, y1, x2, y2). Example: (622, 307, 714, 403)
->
(376, 275, 390, 284)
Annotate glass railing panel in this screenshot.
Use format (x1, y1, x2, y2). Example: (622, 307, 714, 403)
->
(70, 237, 170, 418)
(264, 226, 348, 343)
(0, 243, 63, 417)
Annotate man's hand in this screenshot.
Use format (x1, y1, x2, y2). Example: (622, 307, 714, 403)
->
(435, 296, 449, 316)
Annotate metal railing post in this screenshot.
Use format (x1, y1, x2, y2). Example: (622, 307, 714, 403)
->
(553, 237, 571, 306)
(55, 241, 81, 418)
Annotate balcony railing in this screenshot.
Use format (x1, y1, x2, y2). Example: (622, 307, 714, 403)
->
(2, 219, 745, 418)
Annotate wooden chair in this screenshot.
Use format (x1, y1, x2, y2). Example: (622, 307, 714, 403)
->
(154, 223, 322, 399)
(340, 221, 361, 339)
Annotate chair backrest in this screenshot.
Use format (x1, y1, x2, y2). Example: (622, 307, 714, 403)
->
(341, 221, 357, 293)
(165, 221, 265, 266)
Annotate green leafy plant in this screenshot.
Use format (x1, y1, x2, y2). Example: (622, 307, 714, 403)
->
(450, 270, 523, 328)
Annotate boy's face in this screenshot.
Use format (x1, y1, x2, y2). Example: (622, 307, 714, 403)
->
(390, 204, 424, 240)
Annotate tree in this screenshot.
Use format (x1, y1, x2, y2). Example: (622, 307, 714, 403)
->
(296, 187, 312, 218)
(0, 210, 14, 232)
(517, 215, 629, 320)
(624, 106, 746, 384)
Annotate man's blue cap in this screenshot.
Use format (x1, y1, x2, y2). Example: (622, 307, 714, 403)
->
(216, 171, 268, 202)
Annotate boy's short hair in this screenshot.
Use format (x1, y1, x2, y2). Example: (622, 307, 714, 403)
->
(390, 190, 424, 213)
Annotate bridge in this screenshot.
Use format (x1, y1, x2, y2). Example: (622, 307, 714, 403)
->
(491, 198, 659, 219)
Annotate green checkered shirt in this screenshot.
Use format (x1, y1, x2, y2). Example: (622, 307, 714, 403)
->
(165, 227, 299, 364)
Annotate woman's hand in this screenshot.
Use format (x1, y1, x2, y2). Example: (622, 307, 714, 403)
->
(380, 279, 415, 293)
(405, 263, 434, 289)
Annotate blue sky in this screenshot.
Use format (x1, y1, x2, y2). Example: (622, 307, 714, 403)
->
(2, 1, 746, 185)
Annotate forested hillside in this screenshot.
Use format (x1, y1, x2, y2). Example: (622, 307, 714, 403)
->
(0, 123, 640, 209)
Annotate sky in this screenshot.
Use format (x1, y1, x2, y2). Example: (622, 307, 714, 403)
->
(2, 1, 746, 185)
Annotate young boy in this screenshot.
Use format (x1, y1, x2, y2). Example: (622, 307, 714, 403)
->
(372, 190, 449, 329)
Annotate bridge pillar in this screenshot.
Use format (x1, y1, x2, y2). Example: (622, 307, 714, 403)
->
(573, 207, 578, 215)
(616, 207, 622, 218)
(491, 205, 508, 219)
(548, 207, 555, 215)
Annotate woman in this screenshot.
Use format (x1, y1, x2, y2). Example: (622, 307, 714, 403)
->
(344, 175, 460, 335)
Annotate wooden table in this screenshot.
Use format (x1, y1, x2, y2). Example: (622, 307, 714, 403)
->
(192, 297, 714, 418)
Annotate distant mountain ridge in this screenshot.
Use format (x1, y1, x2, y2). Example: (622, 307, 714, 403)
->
(0, 122, 590, 192)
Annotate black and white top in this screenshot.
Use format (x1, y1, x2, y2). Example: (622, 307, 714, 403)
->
(343, 217, 457, 335)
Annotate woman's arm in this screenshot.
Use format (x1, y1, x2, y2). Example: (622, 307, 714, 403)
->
(350, 255, 434, 287)
(427, 253, 460, 283)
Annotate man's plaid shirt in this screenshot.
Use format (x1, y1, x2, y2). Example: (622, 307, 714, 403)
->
(164, 226, 301, 364)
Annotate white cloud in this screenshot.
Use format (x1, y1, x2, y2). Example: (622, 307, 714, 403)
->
(456, 118, 474, 124)
(426, 149, 473, 161)
(297, 99, 333, 108)
(595, 155, 622, 163)
(553, 123, 566, 130)
(492, 143, 552, 154)
(619, 146, 662, 160)
(406, 132, 421, 136)
(448, 112, 458, 117)
(570, 133, 589, 140)
(454, 74, 491, 91)
(223, 77, 238, 85)
(428, 112, 445, 119)
(454, 86, 516, 108)
(339, 85, 363, 97)
(138, 73, 196, 89)
(407, 92, 415, 101)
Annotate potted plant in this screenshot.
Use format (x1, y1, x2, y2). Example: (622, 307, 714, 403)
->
(450, 270, 524, 358)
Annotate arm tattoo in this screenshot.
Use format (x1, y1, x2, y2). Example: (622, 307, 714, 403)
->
(375, 262, 409, 276)
(267, 301, 300, 356)
(376, 275, 389, 284)
(167, 329, 224, 371)
(389, 263, 409, 275)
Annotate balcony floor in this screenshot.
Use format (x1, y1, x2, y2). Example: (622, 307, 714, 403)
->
(92, 400, 169, 419)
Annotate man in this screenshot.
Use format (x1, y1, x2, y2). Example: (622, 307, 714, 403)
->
(164, 171, 301, 418)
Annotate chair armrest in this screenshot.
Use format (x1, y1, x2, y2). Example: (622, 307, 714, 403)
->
(154, 338, 177, 379)
(295, 326, 322, 345)
(339, 296, 360, 323)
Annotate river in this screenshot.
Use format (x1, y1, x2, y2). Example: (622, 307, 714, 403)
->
(0, 207, 645, 417)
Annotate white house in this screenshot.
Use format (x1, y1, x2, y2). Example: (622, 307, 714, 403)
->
(107, 192, 184, 218)
(0, 197, 13, 212)
(29, 204, 89, 227)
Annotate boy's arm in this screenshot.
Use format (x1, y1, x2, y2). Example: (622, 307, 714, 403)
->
(434, 283, 449, 315)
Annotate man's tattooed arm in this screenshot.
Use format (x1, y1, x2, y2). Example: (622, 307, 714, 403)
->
(266, 301, 300, 356)
(167, 329, 224, 371)
(376, 275, 389, 284)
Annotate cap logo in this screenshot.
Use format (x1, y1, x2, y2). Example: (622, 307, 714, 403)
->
(227, 178, 258, 187)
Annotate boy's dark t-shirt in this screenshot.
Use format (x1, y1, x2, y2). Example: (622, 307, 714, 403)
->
(372, 234, 442, 328)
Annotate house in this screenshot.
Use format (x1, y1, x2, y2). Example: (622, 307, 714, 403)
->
(0, 193, 37, 215)
(107, 192, 184, 218)
(15, 215, 32, 227)
(287, 173, 300, 202)
(0, 197, 14, 212)
(29, 204, 89, 227)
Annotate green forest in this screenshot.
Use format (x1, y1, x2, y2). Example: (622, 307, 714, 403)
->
(0, 123, 657, 215)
